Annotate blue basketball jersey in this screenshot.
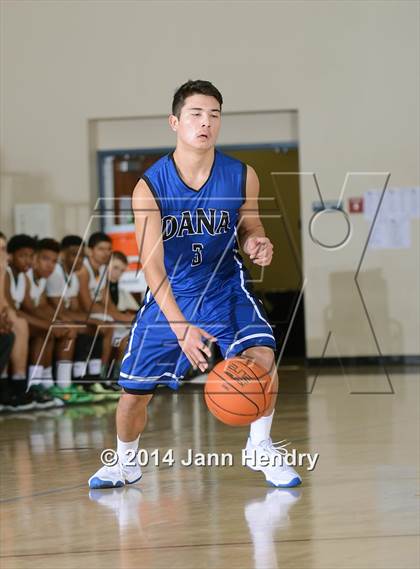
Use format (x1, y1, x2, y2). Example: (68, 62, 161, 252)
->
(119, 149, 277, 392)
(142, 150, 247, 295)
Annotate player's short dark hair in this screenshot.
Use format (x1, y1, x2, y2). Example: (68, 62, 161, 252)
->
(88, 232, 112, 248)
(7, 234, 37, 254)
(172, 80, 223, 118)
(0, 231, 6, 240)
(61, 235, 84, 250)
(111, 251, 128, 265)
(36, 238, 60, 254)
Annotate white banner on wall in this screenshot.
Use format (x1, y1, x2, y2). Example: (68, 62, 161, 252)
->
(14, 203, 53, 237)
(364, 187, 420, 249)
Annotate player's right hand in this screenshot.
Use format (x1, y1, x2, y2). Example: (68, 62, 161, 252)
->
(172, 322, 217, 373)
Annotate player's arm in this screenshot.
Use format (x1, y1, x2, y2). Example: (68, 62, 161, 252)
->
(76, 266, 104, 314)
(133, 179, 215, 371)
(237, 165, 273, 267)
(19, 276, 51, 331)
(32, 291, 57, 321)
(46, 270, 67, 314)
(47, 274, 86, 318)
(35, 291, 78, 338)
(102, 289, 133, 322)
(0, 252, 8, 311)
(48, 295, 62, 310)
(0, 252, 12, 332)
(3, 270, 17, 311)
(48, 294, 78, 314)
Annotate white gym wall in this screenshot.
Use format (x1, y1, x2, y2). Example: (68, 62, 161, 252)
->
(1, 0, 418, 357)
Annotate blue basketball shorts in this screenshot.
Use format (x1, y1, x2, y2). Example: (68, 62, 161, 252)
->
(118, 278, 276, 393)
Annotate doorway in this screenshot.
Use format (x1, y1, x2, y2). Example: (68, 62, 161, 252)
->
(97, 143, 305, 361)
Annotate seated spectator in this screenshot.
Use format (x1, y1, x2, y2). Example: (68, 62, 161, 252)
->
(46, 235, 116, 402)
(108, 251, 139, 313)
(5, 235, 73, 408)
(46, 235, 84, 313)
(3, 234, 37, 410)
(0, 232, 17, 411)
(0, 323, 15, 413)
(45, 235, 88, 402)
(106, 251, 139, 378)
(77, 232, 132, 390)
(27, 239, 63, 393)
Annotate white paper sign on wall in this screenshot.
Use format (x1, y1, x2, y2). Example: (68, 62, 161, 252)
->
(14, 203, 53, 237)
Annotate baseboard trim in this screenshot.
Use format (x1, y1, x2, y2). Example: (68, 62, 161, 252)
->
(306, 355, 420, 367)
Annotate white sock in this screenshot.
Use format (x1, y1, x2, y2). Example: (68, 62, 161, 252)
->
(88, 358, 102, 376)
(117, 435, 140, 468)
(56, 361, 73, 388)
(28, 365, 44, 387)
(249, 410, 275, 445)
(73, 361, 87, 378)
(42, 366, 54, 389)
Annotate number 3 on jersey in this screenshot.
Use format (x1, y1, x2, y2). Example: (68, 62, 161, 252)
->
(191, 243, 204, 266)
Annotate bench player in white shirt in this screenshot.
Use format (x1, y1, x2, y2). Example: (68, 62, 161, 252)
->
(77, 232, 133, 393)
(106, 251, 139, 373)
(26, 238, 81, 406)
(1, 232, 30, 406)
(0, 232, 32, 411)
(47, 235, 119, 402)
(5, 236, 69, 407)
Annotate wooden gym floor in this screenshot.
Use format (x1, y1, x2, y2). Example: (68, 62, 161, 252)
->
(0, 366, 419, 569)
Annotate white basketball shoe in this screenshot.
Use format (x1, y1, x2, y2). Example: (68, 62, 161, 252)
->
(88, 462, 142, 489)
(243, 437, 302, 488)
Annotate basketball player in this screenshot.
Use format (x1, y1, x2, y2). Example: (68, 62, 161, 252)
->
(46, 235, 92, 403)
(77, 232, 133, 382)
(108, 251, 139, 315)
(47, 235, 119, 402)
(23, 238, 76, 406)
(0, 232, 32, 410)
(0, 232, 17, 410)
(107, 251, 139, 373)
(89, 80, 301, 489)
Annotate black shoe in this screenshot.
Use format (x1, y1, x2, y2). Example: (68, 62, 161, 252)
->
(0, 380, 9, 411)
(27, 385, 55, 409)
(3, 381, 36, 412)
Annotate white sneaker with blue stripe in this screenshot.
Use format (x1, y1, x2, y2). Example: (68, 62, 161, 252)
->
(244, 437, 302, 488)
(88, 463, 142, 489)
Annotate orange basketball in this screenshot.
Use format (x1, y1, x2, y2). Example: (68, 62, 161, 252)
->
(204, 357, 273, 426)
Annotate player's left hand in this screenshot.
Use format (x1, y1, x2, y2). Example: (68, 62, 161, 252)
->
(244, 236, 273, 266)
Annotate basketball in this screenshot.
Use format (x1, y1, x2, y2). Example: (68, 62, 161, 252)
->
(204, 357, 273, 426)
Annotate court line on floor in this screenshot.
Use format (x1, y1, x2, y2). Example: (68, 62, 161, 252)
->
(0, 483, 87, 504)
(0, 463, 176, 504)
(1, 533, 419, 559)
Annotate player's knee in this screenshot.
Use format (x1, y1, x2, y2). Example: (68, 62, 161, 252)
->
(120, 392, 153, 410)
